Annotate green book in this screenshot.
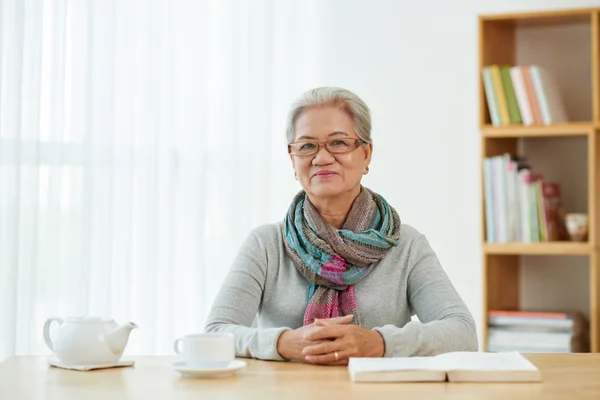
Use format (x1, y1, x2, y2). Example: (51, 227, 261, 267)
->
(500, 66, 522, 124)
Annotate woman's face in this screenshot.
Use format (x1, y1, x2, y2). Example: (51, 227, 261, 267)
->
(290, 106, 372, 200)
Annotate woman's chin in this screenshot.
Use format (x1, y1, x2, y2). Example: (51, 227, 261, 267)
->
(307, 184, 345, 198)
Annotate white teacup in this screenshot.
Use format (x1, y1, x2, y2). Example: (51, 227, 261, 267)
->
(173, 332, 235, 369)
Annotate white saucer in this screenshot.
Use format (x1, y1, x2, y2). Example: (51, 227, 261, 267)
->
(172, 360, 246, 378)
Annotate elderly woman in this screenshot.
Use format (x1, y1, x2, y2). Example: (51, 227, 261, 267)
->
(205, 87, 478, 365)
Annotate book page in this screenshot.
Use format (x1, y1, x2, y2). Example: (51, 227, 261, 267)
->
(434, 351, 539, 371)
(348, 356, 445, 373)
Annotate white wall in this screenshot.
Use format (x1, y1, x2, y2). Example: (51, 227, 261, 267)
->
(302, 0, 600, 349)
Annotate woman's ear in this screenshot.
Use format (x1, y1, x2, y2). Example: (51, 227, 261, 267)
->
(364, 143, 373, 166)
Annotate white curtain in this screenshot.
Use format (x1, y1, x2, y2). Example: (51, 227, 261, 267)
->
(0, 0, 319, 361)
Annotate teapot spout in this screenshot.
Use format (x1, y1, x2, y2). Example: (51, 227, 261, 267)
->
(105, 321, 138, 356)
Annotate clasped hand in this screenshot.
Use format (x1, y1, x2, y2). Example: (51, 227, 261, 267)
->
(276, 315, 385, 366)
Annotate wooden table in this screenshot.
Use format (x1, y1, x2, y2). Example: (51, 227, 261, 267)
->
(1, 354, 600, 399)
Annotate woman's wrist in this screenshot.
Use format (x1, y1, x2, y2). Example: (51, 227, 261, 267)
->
(370, 329, 386, 357)
(276, 329, 294, 360)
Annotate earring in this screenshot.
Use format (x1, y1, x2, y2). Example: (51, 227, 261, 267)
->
(364, 166, 369, 175)
(294, 171, 298, 180)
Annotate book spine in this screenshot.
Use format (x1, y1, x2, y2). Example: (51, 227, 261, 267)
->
(490, 65, 510, 125)
(482, 67, 502, 126)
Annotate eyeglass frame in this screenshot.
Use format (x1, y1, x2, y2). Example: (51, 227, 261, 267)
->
(287, 137, 368, 156)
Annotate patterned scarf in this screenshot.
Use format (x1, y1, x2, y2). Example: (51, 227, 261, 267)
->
(282, 186, 401, 326)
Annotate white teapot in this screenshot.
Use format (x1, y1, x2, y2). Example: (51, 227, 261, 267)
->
(43, 317, 137, 365)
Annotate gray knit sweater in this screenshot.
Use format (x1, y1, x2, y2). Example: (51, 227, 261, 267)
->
(205, 222, 478, 360)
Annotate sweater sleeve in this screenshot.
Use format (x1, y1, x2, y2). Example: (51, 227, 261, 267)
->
(372, 234, 479, 356)
(204, 229, 291, 361)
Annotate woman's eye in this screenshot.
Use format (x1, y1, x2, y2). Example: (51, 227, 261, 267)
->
(330, 140, 350, 147)
(300, 143, 316, 150)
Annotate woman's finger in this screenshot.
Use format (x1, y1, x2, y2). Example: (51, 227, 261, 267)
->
(314, 315, 354, 326)
(304, 348, 351, 365)
(302, 340, 339, 356)
(304, 325, 349, 341)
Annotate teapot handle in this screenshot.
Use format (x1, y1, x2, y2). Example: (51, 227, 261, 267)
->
(43, 317, 63, 351)
(173, 338, 182, 355)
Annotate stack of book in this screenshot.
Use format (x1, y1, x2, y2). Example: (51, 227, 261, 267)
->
(482, 64, 568, 126)
(487, 310, 589, 353)
(483, 153, 567, 243)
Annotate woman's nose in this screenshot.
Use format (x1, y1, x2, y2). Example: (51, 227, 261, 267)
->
(312, 145, 335, 164)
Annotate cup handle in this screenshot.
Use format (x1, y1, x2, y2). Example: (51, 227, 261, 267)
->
(173, 338, 182, 355)
(43, 317, 63, 351)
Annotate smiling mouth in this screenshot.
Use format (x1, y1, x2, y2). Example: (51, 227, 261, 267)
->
(313, 171, 338, 178)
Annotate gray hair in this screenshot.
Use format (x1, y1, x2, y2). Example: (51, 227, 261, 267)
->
(285, 87, 372, 144)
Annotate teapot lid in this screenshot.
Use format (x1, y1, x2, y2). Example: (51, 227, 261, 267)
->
(65, 317, 115, 323)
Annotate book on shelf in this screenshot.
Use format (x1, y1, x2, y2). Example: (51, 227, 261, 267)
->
(348, 351, 541, 383)
(482, 65, 568, 126)
(487, 310, 590, 353)
(483, 153, 568, 243)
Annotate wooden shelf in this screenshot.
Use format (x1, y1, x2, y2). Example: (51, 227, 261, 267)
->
(480, 7, 595, 25)
(479, 6, 600, 354)
(481, 123, 595, 138)
(484, 242, 593, 255)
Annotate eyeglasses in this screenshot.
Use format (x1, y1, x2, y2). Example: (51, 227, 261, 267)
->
(288, 138, 367, 156)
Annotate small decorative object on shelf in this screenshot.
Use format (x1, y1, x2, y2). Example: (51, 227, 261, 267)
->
(565, 213, 588, 242)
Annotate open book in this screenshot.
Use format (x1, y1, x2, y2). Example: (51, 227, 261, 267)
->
(348, 351, 541, 383)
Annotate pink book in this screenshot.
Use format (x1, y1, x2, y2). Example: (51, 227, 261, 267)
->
(510, 66, 534, 126)
(522, 66, 543, 125)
